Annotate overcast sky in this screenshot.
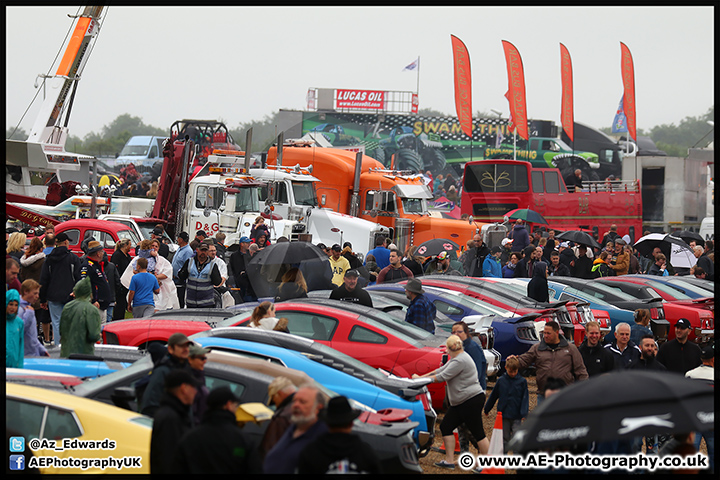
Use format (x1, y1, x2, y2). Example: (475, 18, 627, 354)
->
(6, 6, 714, 140)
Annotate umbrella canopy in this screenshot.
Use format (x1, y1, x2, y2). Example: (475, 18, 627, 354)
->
(508, 370, 714, 453)
(674, 230, 705, 247)
(415, 238, 460, 257)
(247, 241, 332, 297)
(634, 233, 696, 269)
(555, 230, 601, 250)
(505, 208, 548, 225)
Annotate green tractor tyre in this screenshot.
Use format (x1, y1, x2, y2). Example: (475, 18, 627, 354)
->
(394, 148, 424, 173)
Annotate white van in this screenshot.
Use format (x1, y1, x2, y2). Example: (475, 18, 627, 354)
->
(699, 216, 714, 242)
(116, 136, 167, 170)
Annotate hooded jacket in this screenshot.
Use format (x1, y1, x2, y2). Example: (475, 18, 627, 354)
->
(591, 257, 613, 278)
(59, 277, 102, 358)
(483, 371, 529, 420)
(6, 289, 24, 368)
(19, 251, 45, 282)
(526, 261, 549, 302)
(39, 246, 82, 303)
(516, 335, 588, 395)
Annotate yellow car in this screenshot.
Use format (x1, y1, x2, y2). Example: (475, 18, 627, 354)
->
(6, 383, 152, 474)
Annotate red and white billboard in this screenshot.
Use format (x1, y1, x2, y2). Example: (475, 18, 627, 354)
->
(336, 89, 385, 110)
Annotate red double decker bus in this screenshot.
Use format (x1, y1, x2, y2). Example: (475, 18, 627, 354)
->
(461, 159, 642, 241)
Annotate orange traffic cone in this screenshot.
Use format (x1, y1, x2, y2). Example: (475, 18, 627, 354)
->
(480, 411, 505, 474)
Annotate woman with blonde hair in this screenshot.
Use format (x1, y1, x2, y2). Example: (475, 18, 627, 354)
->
(249, 301, 279, 330)
(7, 232, 27, 260)
(403, 245, 425, 277)
(413, 334, 489, 470)
(275, 267, 308, 302)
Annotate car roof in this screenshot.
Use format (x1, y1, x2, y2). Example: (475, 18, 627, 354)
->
(55, 218, 133, 231)
(6, 382, 151, 424)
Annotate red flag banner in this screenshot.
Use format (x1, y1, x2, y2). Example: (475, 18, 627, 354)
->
(620, 42, 637, 142)
(502, 40, 529, 140)
(450, 35, 473, 138)
(559, 43, 574, 143)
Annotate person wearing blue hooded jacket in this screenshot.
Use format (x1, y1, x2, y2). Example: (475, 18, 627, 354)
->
(482, 246, 503, 278)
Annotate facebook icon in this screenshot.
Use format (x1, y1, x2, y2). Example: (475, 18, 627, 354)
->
(9, 455, 25, 471)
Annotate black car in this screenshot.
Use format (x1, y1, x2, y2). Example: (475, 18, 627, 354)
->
(70, 352, 422, 474)
(190, 326, 437, 456)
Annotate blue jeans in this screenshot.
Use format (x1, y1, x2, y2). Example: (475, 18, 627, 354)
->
(47, 301, 66, 346)
(695, 430, 714, 473)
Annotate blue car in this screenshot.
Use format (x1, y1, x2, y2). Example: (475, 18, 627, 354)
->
(366, 284, 539, 359)
(192, 336, 430, 446)
(23, 358, 131, 379)
(631, 275, 714, 299)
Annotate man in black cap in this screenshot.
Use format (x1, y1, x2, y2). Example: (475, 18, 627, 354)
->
(189, 230, 208, 251)
(328, 244, 351, 287)
(141, 332, 195, 417)
(656, 319, 702, 374)
(298, 396, 381, 474)
(329, 269, 373, 308)
(150, 369, 200, 474)
(171, 386, 261, 474)
(151, 227, 170, 259)
(404, 278, 436, 333)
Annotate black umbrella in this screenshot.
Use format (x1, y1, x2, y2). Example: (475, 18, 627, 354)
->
(415, 238, 460, 257)
(675, 230, 705, 247)
(507, 370, 714, 453)
(633, 233, 696, 269)
(247, 241, 332, 297)
(555, 230, 601, 250)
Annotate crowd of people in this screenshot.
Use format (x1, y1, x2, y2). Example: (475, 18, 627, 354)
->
(5, 214, 714, 473)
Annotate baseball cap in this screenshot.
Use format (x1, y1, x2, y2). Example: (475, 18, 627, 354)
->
(168, 332, 194, 347)
(196, 230, 207, 238)
(437, 251, 449, 261)
(700, 345, 714, 360)
(344, 269, 359, 278)
(152, 227, 164, 236)
(675, 318, 691, 329)
(206, 385, 241, 410)
(189, 344, 210, 357)
(55, 232, 70, 243)
(331, 244, 342, 252)
(559, 242, 570, 248)
(197, 242, 209, 251)
(501, 238, 513, 247)
(177, 232, 189, 242)
(239, 236, 251, 243)
(164, 369, 201, 390)
(491, 246, 502, 254)
(343, 242, 353, 249)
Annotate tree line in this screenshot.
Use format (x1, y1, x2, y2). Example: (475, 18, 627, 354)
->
(6, 106, 713, 159)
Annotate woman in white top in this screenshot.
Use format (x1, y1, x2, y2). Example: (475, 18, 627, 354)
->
(248, 301, 279, 330)
(413, 334, 489, 470)
(120, 239, 179, 313)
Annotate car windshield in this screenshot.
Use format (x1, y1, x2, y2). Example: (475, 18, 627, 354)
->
(119, 144, 150, 156)
(560, 286, 615, 307)
(664, 279, 713, 297)
(218, 311, 253, 328)
(401, 197, 427, 214)
(72, 355, 152, 396)
(117, 229, 141, 245)
(642, 280, 693, 300)
(136, 222, 173, 243)
(579, 282, 639, 301)
(429, 289, 509, 316)
(292, 181, 317, 206)
(489, 281, 558, 301)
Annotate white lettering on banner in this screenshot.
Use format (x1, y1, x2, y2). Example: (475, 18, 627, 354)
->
(336, 89, 385, 110)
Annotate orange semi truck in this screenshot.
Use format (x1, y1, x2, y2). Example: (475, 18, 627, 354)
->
(266, 143, 481, 252)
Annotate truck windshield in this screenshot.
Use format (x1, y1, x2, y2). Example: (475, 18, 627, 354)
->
(234, 188, 260, 212)
(292, 181, 317, 206)
(464, 163, 529, 193)
(401, 197, 427, 214)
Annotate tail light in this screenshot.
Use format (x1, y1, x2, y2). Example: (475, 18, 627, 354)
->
(517, 325, 538, 341)
(650, 307, 660, 319)
(417, 391, 432, 411)
(477, 333, 488, 349)
(400, 442, 420, 465)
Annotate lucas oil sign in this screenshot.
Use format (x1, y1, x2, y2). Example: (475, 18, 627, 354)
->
(336, 89, 385, 110)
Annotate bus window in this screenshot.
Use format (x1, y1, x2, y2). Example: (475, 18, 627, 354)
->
(544, 171, 561, 194)
(532, 171, 544, 193)
(464, 163, 529, 193)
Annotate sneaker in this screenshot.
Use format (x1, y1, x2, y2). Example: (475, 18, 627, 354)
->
(472, 467, 483, 474)
(434, 460, 455, 469)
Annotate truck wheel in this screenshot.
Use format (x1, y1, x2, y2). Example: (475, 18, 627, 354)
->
(395, 148, 423, 173)
(370, 146, 387, 166)
(423, 149, 447, 174)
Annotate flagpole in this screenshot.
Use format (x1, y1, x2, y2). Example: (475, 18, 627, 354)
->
(416, 56, 420, 98)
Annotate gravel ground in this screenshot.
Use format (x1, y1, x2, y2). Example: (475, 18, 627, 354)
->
(418, 374, 708, 474)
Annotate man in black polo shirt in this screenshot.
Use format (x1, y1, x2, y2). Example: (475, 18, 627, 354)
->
(329, 269, 373, 308)
(656, 318, 702, 374)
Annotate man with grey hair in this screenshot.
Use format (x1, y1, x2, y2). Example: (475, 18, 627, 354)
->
(694, 244, 714, 281)
(263, 384, 328, 474)
(604, 322, 641, 369)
